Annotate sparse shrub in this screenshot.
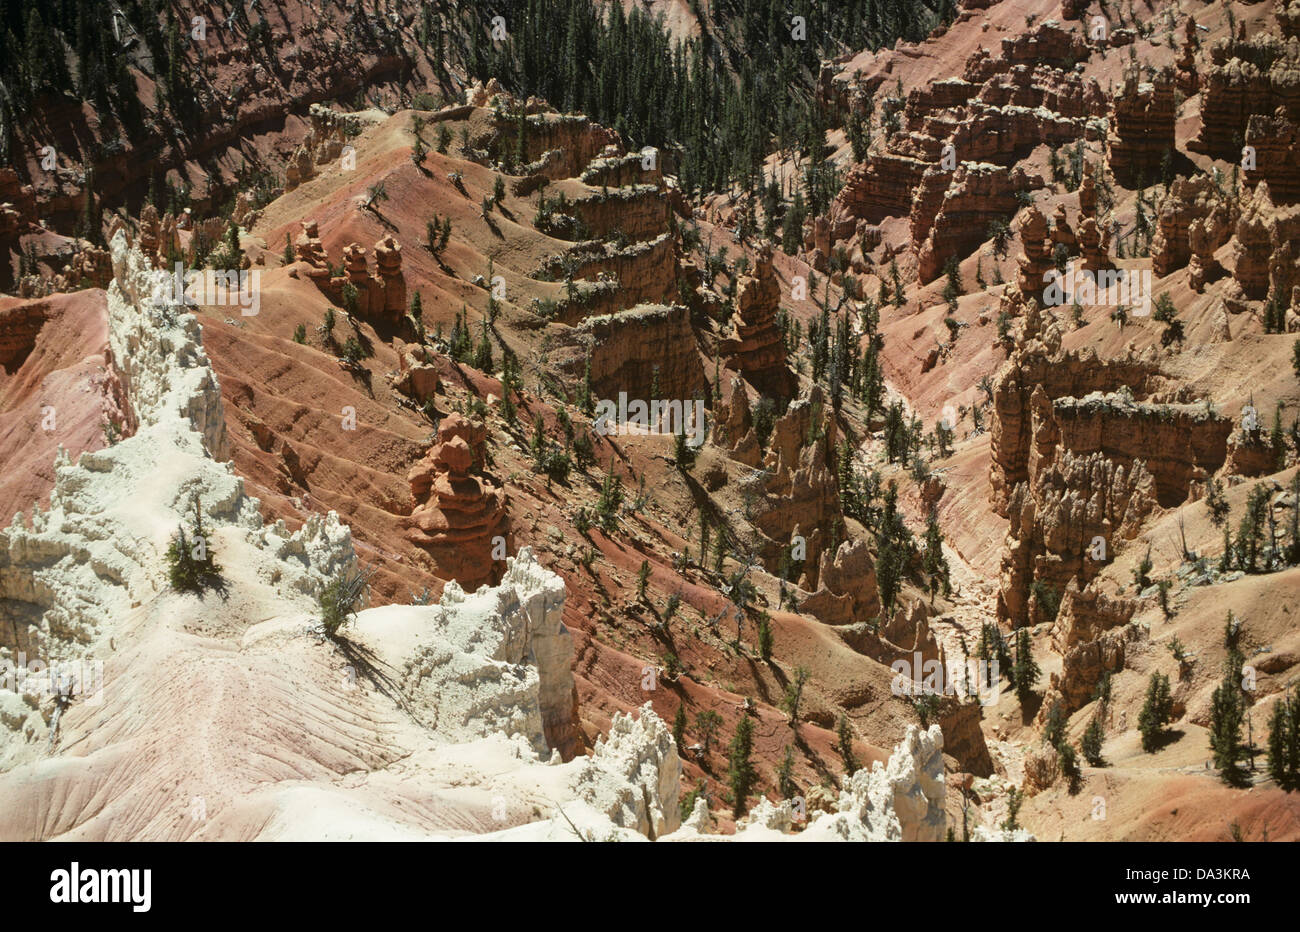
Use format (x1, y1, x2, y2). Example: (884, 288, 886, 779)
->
(319, 564, 372, 638)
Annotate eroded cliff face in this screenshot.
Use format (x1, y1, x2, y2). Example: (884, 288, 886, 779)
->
(988, 308, 1234, 628)
(824, 19, 1103, 281)
(1193, 24, 1300, 167)
(1107, 64, 1176, 190)
(713, 385, 845, 589)
(553, 303, 707, 403)
(718, 242, 794, 398)
(1, 229, 355, 712)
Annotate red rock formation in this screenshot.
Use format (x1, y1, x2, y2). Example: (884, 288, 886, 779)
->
(1176, 16, 1200, 94)
(1233, 182, 1277, 299)
(1245, 108, 1300, 204)
(719, 243, 793, 398)
(1014, 205, 1054, 296)
(1076, 217, 1111, 273)
(992, 335, 1195, 514)
(1041, 623, 1146, 718)
(1051, 579, 1139, 653)
(1108, 63, 1176, 189)
(963, 21, 1092, 81)
(1193, 31, 1300, 161)
(997, 403, 1159, 627)
(1078, 160, 1098, 218)
(719, 386, 843, 586)
(832, 154, 931, 226)
(1050, 204, 1076, 254)
(373, 234, 406, 319)
(555, 303, 707, 402)
(1188, 218, 1222, 292)
(1223, 426, 1282, 477)
(798, 538, 881, 625)
(914, 164, 1039, 283)
(405, 414, 508, 589)
(293, 221, 331, 280)
(1151, 175, 1236, 279)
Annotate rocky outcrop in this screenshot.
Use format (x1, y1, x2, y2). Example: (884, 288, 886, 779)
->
(1, 230, 354, 666)
(563, 185, 668, 243)
(1076, 217, 1111, 273)
(990, 338, 1167, 515)
(1193, 31, 1300, 161)
(290, 227, 408, 321)
(555, 303, 707, 402)
(1041, 623, 1146, 718)
(711, 379, 764, 467)
(723, 724, 952, 841)
(1015, 205, 1054, 296)
(1224, 426, 1282, 477)
(915, 163, 1039, 283)
(719, 242, 793, 398)
(1231, 182, 1300, 305)
(833, 154, 931, 225)
(1051, 578, 1138, 652)
(539, 233, 678, 321)
(367, 545, 578, 760)
(999, 437, 1158, 628)
(405, 414, 509, 590)
(572, 702, 680, 836)
(1108, 64, 1176, 189)
(293, 221, 332, 281)
(1176, 16, 1201, 94)
(963, 20, 1091, 81)
(798, 538, 881, 625)
(284, 103, 370, 191)
(991, 335, 1232, 627)
(1151, 175, 1236, 280)
(744, 387, 843, 587)
(373, 234, 406, 317)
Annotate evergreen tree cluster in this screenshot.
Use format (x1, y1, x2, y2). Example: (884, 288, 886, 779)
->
(462, 0, 956, 196)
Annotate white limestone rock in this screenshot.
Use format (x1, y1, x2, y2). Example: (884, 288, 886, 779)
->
(971, 825, 1037, 842)
(572, 702, 682, 838)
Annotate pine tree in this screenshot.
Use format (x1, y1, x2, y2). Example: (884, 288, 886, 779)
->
(695, 709, 722, 756)
(776, 745, 798, 799)
(757, 614, 773, 662)
(922, 510, 950, 603)
(1081, 715, 1105, 766)
(1265, 691, 1299, 791)
(726, 714, 757, 816)
(835, 714, 859, 776)
(1138, 672, 1173, 752)
(672, 703, 687, 750)
(1012, 627, 1039, 703)
(781, 666, 811, 727)
(1209, 669, 1246, 786)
